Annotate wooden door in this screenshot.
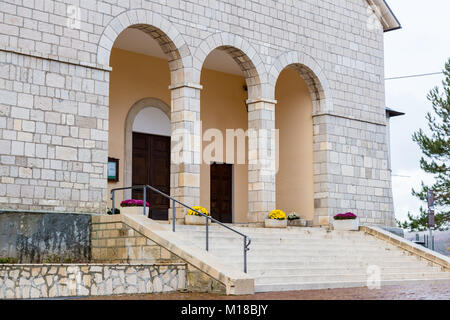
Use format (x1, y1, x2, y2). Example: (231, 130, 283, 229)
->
(132, 132, 170, 220)
(210, 163, 233, 223)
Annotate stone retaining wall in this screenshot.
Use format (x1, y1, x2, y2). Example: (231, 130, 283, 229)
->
(0, 263, 186, 299)
(92, 214, 227, 294)
(91, 215, 181, 264)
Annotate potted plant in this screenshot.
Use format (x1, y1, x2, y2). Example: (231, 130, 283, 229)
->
(107, 207, 120, 215)
(120, 199, 150, 215)
(287, 212, 307, 227)
(185, 206, 210, 225)
(264, 209, 287, 228)
(332, 212, 359, 231)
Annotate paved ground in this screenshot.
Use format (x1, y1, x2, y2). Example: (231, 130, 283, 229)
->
(83, 283, 450, 300)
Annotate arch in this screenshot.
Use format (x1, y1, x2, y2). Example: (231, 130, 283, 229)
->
(192, 32, 269, 100)
(269, 51, 333, 113)
(133, 107, 171, 136)
(123, 97, 171, 198)
(97, 9, 192, 83)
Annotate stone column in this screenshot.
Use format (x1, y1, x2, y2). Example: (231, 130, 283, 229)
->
(311, 113, 333, 227)
(169, 82, 202, 224)
(247, 98, 277, 225)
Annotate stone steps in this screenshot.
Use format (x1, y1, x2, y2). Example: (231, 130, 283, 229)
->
(181, 244, 408, 255)
(254, 278, 450, 293)
(246, 266, 443, 276)
(182, 235, 388, 245)
(174, 225, 450, 292)
(254, 271, 450, 284)
(179, 233, 384, 243)
(219, 255, 426, 264)
(229, 260, 433, 269)
(185, 248, 411, 259)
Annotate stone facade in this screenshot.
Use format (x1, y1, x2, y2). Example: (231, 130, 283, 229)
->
(0, 263, 186, 299)
(91, 215, 183, 263)
(0, 51, 109, 213)
(0, 0, 397, 226)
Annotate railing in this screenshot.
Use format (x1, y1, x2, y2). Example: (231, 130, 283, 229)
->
(110, 185, 251, 273)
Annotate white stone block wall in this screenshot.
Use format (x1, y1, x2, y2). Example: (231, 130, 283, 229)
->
(0, 51, 109, 213)
(0, 0, 395, 226)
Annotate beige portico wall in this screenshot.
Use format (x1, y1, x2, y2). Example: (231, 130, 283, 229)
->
(98, 11, 201, 222)
(269, 52, 334, 226)
(192, 34, 276, 224)
(107, 48, 251, 221)
(107, 48, 171, 205)
(99, 15, 333, 226)
(199, 61, 249, 223)
(275, 68, 314, 221)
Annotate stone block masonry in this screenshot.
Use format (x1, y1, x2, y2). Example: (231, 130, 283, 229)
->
(0, 263, 187, 299)
(91, 214, 227, 293)
(0, 51, 109, 213)
(91, 216, 183, 264)
(0, 0, 397, 226)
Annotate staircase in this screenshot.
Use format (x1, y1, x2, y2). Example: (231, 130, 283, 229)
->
(174, 224, 450, 292)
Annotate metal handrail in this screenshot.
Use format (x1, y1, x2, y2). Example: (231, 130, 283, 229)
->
(110, 184, 251, 273)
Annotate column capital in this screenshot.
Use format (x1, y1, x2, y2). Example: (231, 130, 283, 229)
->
(169, 82, 203, 90)
(246, 98, 277, 105)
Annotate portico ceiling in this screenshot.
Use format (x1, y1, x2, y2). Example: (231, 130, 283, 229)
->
(113, 28, 244, 76)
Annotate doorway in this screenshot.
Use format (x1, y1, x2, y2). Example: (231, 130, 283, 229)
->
(132, 132, 170, 220)
(210, 163, 233, 223)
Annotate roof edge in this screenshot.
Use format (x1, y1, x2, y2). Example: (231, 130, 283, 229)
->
(386, 107, 405, 117)
(367, 0, 402, 32)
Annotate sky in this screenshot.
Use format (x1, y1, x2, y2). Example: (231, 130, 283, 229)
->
(384, 0, 450, 223)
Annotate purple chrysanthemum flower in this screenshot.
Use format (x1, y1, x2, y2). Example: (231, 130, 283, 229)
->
(333, 212, 357, 220)
(120, 199, 150, 207)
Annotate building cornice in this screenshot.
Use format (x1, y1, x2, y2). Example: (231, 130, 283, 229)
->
(367, 0, 402, 32)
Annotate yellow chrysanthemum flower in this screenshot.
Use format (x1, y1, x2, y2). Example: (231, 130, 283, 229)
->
(269, 209, 286, 220)
(187, 206, 210, 216)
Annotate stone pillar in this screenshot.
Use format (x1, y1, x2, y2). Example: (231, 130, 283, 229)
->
(311, 113, 333, 227)
(247, 98, 277, 224)
(169, 82, 202, 224)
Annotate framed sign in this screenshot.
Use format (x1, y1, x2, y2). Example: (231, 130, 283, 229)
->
(427, 190, 435, 209)
(107, 157, 119, 182)
(429, 209, 435, 228)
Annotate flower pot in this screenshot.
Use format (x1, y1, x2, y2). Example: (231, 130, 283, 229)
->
(264, 219, 287, 228)
(120, 206, 149, 216)
(332, 218, 359, 231)
(287, 219, 307, 227)
(185, 214, 209, 225)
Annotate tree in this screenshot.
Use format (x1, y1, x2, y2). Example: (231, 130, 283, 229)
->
(397, 58, 450, 232)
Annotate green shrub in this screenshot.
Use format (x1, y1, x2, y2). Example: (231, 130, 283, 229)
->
(0, 257, 18, 264)
(287, 212, 301, 220)
(43, 254, 75, 263)
(107, 207, 121, 215)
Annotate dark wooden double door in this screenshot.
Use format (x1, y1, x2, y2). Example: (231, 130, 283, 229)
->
(132, 132, 170, 220)
(132, 132, 233, 223)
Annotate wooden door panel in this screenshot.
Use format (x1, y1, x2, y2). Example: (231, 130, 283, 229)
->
(210, 163, 232, 223)
(132, 132, 170, 221)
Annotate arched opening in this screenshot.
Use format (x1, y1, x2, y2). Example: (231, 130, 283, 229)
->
(275, 67, 315, 222)
(107, 23, 182, 220)
(133, 107, 171, 137)
(199, 46, 260, 223)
